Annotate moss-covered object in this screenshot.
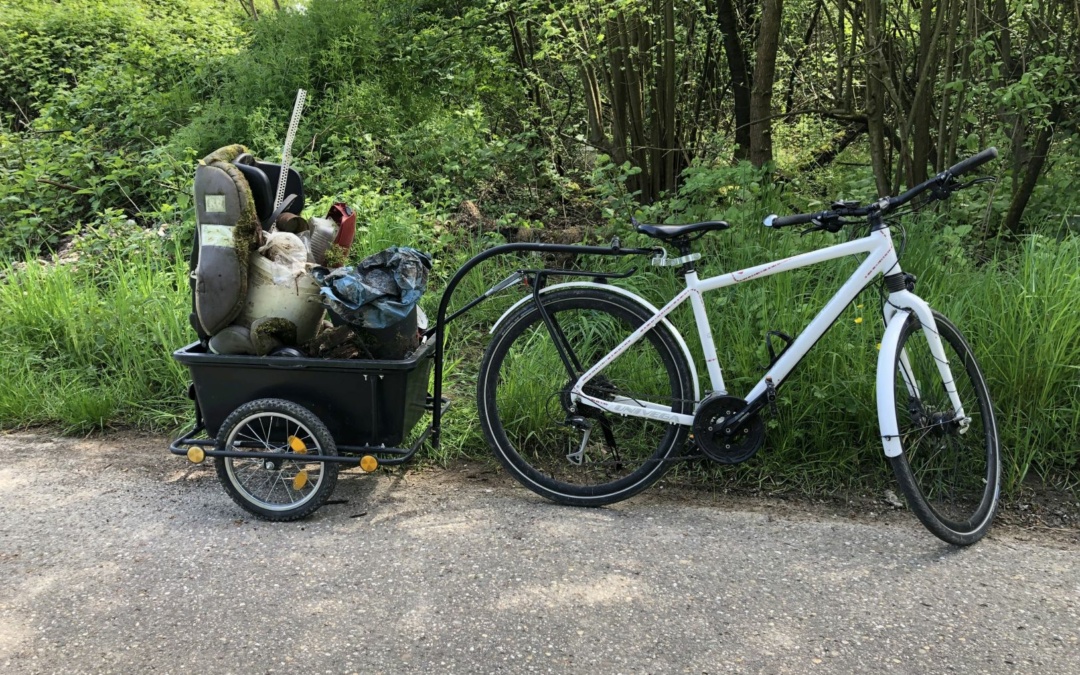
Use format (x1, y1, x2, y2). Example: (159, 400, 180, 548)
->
(251, 316, 298, 356)
(191, 144, 262, 335)
(201, 144, 261, 262)
(322, 243, 349, 268)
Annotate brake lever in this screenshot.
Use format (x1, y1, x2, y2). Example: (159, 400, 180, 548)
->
(957, 176, 997, 189)
(934, 175, 995, 201)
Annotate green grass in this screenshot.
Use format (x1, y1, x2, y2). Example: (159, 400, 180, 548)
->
(1, 218, 1077, 499)
(0, 237, 191, 433)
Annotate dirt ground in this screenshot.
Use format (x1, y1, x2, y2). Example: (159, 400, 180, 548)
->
(25, 428, 1080, 547)
(3, 428, 1080, 674)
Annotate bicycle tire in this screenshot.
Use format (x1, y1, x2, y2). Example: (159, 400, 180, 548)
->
(478, 287, 694, 506)
(215, 398, 340, 521)
(887, 311, 1000, 545)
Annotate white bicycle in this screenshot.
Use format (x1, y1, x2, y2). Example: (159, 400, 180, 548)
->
(477, 148, 1001, 545)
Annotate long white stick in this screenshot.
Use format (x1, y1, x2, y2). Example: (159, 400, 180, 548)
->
(274, 89, 307, 210)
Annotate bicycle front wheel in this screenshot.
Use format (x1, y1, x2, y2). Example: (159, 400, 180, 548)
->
(887, 311, 1000, 545)
(478, 287, 694, 506)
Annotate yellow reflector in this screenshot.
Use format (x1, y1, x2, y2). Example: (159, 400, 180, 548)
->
(293, 470, 309, 490)
(186, 447, 205, 464)
(289, 436, 307, 454)
(360, 455, 379, 472)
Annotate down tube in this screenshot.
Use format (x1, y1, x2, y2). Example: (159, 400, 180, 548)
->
(744, 250, 890, 402)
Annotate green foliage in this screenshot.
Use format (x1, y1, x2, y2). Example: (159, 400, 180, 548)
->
(169, 0, 532, 217)
(0, 0, 239, 256)
(961, 235, 1080, 491)
(0, 0, 1077, 504)
(0, 234, 191, 432)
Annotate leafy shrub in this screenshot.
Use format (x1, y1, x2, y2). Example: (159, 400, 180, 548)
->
(0, 0, 239, 256)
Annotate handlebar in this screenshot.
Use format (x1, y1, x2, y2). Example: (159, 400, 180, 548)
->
(945, 146, 998, 179)
(764, 148, 997, 229)
(889, 147, 998, 210)
(766, 211, 825, 228)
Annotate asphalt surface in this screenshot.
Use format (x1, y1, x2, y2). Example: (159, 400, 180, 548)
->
(1, 431, 1078, 674)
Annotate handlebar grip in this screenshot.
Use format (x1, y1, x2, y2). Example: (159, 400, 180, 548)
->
(945, 147, 998, 178)
(767, 211, 820, 228)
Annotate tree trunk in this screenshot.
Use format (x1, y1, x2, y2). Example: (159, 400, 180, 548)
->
(650, 0, 664, 201)
(864, 0, 890, 196)
(662, 0, 678, 194)
(507, 12, 543, 112)
(944, 0, 975, 168)
(571, 17, 608, 155)
(691, 8, 719, 155)
(1002, 104, 1063, 237)
(620, 12, 650, 193)
(716, 0, 753, 159)
(990, 0, 1028, 196)
(835, 0, 847, 104)
(936, 0, 960, 173)
(794, 123, 868, 173)
(749, 0, 783, 167)
(783, 0, 822, 115)
(909, 0, 938, 186)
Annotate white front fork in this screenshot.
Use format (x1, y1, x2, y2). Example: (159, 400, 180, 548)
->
(876, 291, 967, 458)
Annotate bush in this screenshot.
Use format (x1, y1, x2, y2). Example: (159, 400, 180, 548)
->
(0, 0, 240, 256)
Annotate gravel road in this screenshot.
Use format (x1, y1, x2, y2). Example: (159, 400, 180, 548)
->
(1, 431, 1078, 674)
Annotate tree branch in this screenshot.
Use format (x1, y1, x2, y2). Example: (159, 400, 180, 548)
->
(736, 108, 868, 131)
(36, 177, 82, 192)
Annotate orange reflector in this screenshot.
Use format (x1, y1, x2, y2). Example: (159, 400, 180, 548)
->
(186, 447, 205, 464)
(289, 436, 307, 454)
(360, 455, 379, 472)
(293, 470, 309, 490)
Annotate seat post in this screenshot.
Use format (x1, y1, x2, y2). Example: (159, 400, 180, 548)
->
(674, 237, 696, 274)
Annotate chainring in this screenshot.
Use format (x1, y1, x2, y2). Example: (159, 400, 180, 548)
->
(692, 394, 765, 465)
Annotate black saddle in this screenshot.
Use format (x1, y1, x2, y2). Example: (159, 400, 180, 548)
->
(634, 219, 731, 241)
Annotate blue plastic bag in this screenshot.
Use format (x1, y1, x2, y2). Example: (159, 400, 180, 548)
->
(312, 247, 431, 329)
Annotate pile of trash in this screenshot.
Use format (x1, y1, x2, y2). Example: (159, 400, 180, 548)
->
(189, 138, 430, 361)
(206, 202, 430, 360)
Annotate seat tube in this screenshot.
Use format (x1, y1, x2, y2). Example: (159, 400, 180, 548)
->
(686, 271, 726, 395)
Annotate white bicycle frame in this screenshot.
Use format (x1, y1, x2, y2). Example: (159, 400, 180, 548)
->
(566, 225, 969, 458)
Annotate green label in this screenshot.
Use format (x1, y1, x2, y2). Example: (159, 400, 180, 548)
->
(204, 194, 226, 213)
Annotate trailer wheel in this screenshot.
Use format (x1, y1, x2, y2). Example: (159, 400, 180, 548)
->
(215, 398, 339, 521)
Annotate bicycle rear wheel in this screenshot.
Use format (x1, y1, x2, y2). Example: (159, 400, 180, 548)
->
(477, 287, 694, 506)
(887, 311, 1000, 545)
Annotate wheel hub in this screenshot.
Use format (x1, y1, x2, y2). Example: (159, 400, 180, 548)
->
(560, 375, 616, 417)
(692, 395, 764, 464)
(908, 397, 958, 437)
(928, 410, 958, 436)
